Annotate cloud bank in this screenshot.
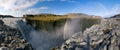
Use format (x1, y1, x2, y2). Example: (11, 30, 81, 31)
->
(0, 0, 120, 17)
(0, 0, 51, 17)
(0, 0, 39, 10)
(70, 3, 120, 17)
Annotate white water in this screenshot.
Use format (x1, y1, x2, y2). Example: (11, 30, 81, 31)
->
(29, 30, 64, 50)
(63, 18, 81, 39)
(17, 20, 64, 50)
(17, 18, 82, 50)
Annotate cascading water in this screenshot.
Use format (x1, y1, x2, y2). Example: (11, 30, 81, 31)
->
(17, 18, 82, 50)
(63, 18, 81, 39)
(0, 14, 101, 50)
(17, 20, 64, 50)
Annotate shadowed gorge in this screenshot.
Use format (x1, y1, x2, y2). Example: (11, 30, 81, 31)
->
(25, 14, 102, 33)
(21, 14, 102, 50)
(0, 13, 119, 50)
(0, 0, 120, 50)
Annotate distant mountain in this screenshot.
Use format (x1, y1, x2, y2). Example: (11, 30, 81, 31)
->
(23, 14, 62, 18)
(110, 14, 120, 18)
(24, 13, 103, 34)
(66, 13, 87, 15)
(66, 13, 101, 18)
(0, 15, 14, 18)
(24, 13, 102, 18)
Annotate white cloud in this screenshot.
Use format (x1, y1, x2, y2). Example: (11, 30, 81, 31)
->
(96, 3, 120, 17)
(26, 7, 49, 14)
(0, 6, 49, 17)
(60, 0, 66, 1)
(69, 2, 120, 17)
(0, 0, 39, 10)
(41, 0, 54, 1)
(0, 0, 52, 17)
(60, 0, 79, 3)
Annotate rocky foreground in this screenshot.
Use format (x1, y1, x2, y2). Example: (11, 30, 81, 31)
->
(54, 18, 120, 50)
(0, 20, 33, 50)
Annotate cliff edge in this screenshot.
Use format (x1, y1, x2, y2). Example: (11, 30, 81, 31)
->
(55, 18, 120, 50)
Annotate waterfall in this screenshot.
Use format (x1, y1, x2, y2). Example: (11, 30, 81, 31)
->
(17, 18, 82, 50)
(17, 20, 33, 41)
(17, 20, 64, 50)
(63, 18, 81, 39)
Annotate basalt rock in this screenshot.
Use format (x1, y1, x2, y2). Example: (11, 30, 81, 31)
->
(0, 20, 33, 50)
(58, 18, 120, 50)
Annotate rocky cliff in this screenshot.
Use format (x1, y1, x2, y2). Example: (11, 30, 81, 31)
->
(25, 14, 102, 34)
(54, 18, 120, 50)
(0, 19, 33, 50)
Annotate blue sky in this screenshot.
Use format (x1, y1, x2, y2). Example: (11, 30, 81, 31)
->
(0, 0, 120, 17)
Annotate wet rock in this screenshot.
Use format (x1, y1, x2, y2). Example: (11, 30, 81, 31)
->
(58, 18, 120, 50)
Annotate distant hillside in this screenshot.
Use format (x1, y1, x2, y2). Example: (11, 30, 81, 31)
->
(24, 13, 103, 33)
(24, 13, 101, 21)
(110, 14, 120, 18)
(24, 14, 66, 21)
(24, 14, 67, 33)
(0, 15, 14, 18)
